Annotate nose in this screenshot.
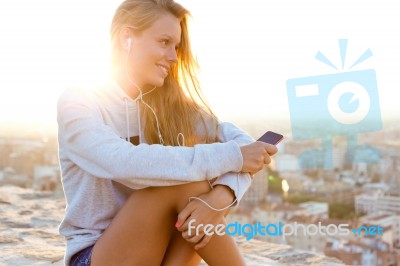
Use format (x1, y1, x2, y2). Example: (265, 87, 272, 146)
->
(167, 47, 178, 64)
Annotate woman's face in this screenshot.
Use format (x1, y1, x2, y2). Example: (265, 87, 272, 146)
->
(128, 12, 181, 89)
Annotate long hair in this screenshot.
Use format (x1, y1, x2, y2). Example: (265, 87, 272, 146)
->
(110, 0, 220, 146)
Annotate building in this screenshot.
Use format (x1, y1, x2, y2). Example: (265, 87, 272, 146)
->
(356, 193, 380, 214)
(376, 196, 400, 215)
(284, 215, 327, 253)
(299, 201, 329, 219)
(250, 202, 308, 245)
(323, 213, 400, 265)
(332, 146, 346, 170)
(325, 238, 399, 266)
(273, 154, 299, 172)
(356, 192, 400, 216)
(358, 213, 400, 251)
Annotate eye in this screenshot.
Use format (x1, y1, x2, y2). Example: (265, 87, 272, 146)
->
(160, 39, 169, 46)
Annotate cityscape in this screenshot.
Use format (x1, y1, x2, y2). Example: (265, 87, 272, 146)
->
(231, 118, 400, 266)
(0, 118, 399, 265)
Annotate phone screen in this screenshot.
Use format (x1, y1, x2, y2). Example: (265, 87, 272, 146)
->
(257, 131, 283, 145)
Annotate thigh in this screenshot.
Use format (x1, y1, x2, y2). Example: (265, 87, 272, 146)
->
(90, 181, 212, 266)
(91, 186, 177, 266)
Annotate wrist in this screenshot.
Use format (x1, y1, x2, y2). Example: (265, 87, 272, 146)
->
(207, 185, 235, 207)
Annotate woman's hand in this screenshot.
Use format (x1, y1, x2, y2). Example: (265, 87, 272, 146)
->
(240, 141, 278, 176)
(175, 185, 234, 250)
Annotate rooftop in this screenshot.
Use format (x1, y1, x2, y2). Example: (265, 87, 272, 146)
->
(0, 185, 345, 266)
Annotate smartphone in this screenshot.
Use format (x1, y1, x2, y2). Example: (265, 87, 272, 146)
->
(257, 131, 284, 145)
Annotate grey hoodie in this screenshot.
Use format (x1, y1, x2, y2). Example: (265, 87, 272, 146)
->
(57, 80, 254, 265)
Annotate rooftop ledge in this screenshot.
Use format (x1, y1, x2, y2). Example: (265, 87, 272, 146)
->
(0, 185, 344, 265)
(209, 237, 344, 265)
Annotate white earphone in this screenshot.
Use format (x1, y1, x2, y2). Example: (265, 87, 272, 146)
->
(127, 38, 132, 50)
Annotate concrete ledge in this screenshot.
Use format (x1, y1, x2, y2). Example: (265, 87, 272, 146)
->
(0, 186, 344, 265)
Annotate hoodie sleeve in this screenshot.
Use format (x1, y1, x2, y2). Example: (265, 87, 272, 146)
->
(57, 88, 243, 187)
(212, 122, 255, 204)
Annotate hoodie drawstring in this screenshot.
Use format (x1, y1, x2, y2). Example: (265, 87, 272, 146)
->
(124, 97, 130, 142)
(123, 88, 237, 210)
(137, 99, 142, 144)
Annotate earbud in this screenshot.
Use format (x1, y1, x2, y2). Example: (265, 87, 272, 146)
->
(127, 38, 132, 50)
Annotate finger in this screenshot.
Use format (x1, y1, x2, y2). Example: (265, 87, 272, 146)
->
(265, 143, 278, 156)
(264, 155, 271, 164)
(182, 228, 198, 240)
(182, 230, 204, 244)
(176, 203, 195, 231)
(194, 234, 212, 250)
(179, 215, 196, 232)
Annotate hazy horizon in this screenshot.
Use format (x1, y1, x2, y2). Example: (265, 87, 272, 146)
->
(1, 114, 400, 139)
(1, 0, 399, 136)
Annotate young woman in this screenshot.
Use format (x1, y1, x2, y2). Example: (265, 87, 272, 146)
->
(57, 0, 277, 265)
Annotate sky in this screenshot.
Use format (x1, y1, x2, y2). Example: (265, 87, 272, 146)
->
(0, 0, 399, 134)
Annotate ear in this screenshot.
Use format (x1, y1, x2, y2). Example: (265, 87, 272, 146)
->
(120, 28, 132, 51)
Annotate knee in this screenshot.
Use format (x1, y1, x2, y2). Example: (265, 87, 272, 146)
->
(126, 181, 212, 214)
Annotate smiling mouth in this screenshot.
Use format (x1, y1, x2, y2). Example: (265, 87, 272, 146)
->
(157, 65, 168, 76)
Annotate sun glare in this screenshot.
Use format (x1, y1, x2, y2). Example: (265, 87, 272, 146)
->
(0, 1, 117, 128)
(0, 0, 399, 132)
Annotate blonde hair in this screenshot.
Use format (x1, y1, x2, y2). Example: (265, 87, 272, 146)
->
(110, 0, 220, 146)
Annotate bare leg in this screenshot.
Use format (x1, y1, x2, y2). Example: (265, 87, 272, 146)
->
(161, 210, 231, 266)
(161, 229, 203, 266)
(91, 185, 178, 266)
(186, 217, 244, 266)
(91, 181, 244, 266)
